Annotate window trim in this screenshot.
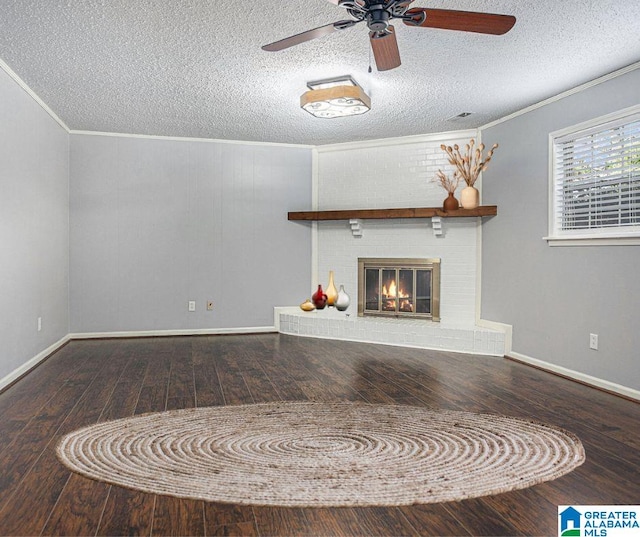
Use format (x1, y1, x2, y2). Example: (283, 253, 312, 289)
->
(546, 104, 640, 246)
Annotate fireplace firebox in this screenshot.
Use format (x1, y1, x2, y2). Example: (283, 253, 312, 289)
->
(357, 258, 440, 321)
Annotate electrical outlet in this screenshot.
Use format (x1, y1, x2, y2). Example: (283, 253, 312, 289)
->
(188, 301, 196, 312)
(207, 301, 214, 311)
(589, 333, 598, 350)
(37, 317, 42, 332)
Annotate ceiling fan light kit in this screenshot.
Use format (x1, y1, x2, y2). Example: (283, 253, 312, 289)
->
(262, 0, 516, 72)
(301, 76, 371, 118)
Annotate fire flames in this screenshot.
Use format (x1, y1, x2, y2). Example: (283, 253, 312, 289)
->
(382, 280, 413, 312)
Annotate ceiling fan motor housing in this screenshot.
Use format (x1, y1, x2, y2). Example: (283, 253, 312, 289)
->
(367, 4, 391, 31)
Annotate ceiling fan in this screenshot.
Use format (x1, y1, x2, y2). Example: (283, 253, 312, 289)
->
(262, 1, 516, 71)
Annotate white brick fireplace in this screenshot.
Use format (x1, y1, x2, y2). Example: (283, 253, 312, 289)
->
(277, 130, 506, 356)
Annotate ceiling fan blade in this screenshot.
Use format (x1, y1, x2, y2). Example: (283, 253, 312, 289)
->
(404, 8, 516, 35)
(370, 26, 402, 71)
(262, 20, 356, 52)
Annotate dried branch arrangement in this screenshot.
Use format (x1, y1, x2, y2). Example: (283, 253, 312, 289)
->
(440, 139, 499, 187)
(433, 169, 460, 194)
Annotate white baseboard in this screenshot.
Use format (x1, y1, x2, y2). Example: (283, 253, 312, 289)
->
(509, 350, 640, 402)
(1, 327, 277, 393)
(0, 335, 71, 392)
(68, 326, 277, 340)
(470, 320, 638, 401)
(4, 327, 637, 403)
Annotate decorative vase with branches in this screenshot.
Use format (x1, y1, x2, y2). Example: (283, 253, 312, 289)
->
(439, 139, 499, 208)
(433, 170, 460, 210)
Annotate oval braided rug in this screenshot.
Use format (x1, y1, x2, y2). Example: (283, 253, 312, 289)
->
(57, 401, 585, 507)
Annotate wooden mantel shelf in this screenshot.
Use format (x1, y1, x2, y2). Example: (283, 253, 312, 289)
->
(288, 205, 497, 221)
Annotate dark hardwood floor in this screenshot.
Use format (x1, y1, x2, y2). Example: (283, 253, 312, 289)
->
(0, 334, 638, 536)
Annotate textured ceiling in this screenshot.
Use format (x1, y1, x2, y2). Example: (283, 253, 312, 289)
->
(0, 0, 639, 145)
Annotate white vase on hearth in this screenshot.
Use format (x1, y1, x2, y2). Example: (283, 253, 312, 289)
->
(335, 285, 350, 312)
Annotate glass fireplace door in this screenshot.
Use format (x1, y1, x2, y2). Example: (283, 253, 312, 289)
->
(359, 258, 440, 321)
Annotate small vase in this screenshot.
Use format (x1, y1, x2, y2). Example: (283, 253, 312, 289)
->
(300, 299, 316, 312)
(460, 186, 479, 209)
(335, 285, 350, 311)
(326, 271, 338, 307)
(311, 285, 328, 310)
(442, 191, 459, 211)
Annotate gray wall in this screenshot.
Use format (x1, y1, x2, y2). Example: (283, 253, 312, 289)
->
(70, 134, 311, 333)
(481, 67, 640, 391)
(0, 68, 69, 381)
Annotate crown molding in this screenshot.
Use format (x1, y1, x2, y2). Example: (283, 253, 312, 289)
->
(315, 129, 479, 153)
(4, 49, 638, 150)
(69, 130, 315, 149)
(0, 57, 70, 133)
(481, 61, 640, 131)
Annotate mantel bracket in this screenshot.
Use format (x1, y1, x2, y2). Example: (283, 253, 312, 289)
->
(349, 219, 363, 237)
(431, 216, 443, 237)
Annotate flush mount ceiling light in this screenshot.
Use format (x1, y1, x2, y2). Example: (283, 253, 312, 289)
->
(300, 76, 371, 119)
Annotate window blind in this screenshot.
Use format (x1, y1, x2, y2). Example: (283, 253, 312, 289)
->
(552, 112, 640, 234)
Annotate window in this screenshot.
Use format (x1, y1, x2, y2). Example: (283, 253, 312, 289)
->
(548, 105, 640, 245)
